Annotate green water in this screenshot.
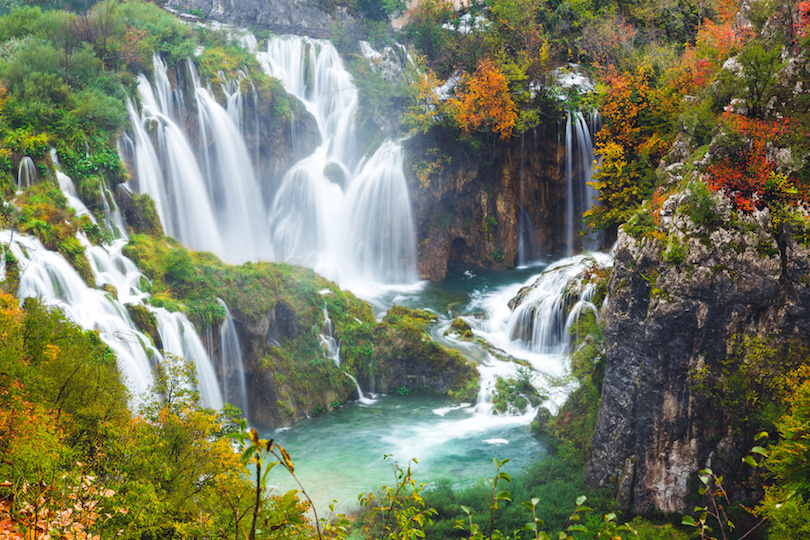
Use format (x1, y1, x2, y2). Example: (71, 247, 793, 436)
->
(261, 395, 547, 512)
(260, 262, 560, 512)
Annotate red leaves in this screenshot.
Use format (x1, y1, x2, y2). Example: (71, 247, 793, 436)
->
(707, 115, 801, 212)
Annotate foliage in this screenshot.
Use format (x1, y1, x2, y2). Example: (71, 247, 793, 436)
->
(447, 59, 518, 140)
(359, 456, 437, 539)
(707, 115, 800, 213)
(585, 66, 675, 234)
(547, 311, 605, 462)
(691, 335, 810, 438)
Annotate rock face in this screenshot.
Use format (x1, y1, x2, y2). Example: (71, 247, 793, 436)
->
(407, 123, 593, 281)
(164, 0, 360, 38)
(586, 188, 810, 513)
(201, 277, 478, 428)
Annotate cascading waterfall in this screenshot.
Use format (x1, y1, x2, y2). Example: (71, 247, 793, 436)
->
(153, 308, 224, 409)
(259, 36, 418, 287)
(216, 298, 249, 415)
(472, 252, 613, 357)
(125, 41, 418, 288)
(318, 304, 375, 404)
(564, 112, 575, 257)
(6, 231, 158, 402)
(87, 242, 223, 410)
(2, 163, 225, 410)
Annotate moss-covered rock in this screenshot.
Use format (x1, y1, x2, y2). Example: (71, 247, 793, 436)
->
(340, 305, 479, 401)
(122, 235, 478, 427)
(116, 188, 164, 237)
(126, 303, 162, 351)
(444, 317, 474, 339)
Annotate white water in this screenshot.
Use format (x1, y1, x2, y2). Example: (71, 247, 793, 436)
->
(17, 156, 37, 191)
(563, 111, 599, 257)
(217, 298, 249, 415)
(319, 304, 376, 405)
(260, 36, 418, 288)
(1, 221, 224, 410)
(126, 40, 418, 291)
(6, 231, 157, 402)
(475, 252, 612, 358)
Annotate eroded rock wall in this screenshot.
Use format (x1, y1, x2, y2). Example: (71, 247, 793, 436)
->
(586, 190, 810, 513)
(407, 123, 593, 281)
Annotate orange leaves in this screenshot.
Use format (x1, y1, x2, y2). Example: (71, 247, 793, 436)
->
(448, 59, 517, 140)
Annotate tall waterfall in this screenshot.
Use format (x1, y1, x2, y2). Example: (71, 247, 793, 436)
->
(125, 39, 418, 289)
(260, 36, 418, 287)
(563, 111, 599, 257)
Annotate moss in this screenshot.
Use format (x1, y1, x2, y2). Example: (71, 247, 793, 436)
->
(15, 182, 95, 286)
(444, 317, 474, 339)
(126, 304, 162, 350)
(492, 371, 544, 414)
(119, 192, 163, 237)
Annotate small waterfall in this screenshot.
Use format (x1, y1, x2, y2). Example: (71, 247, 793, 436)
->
(217, 298, 249, 415)
(319, 304, 375, 404)
(17, 157, 37, 191)
(153, 308, 224, 410)
(475, 252, 612, 356)
(56, 171, 95, 221)
(564, 112, 574, 257)
(563, 110, 600, 256)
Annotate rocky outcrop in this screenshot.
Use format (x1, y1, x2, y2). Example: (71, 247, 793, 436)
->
(163, 0, 361, 38)
(407, 123, 593, 281)
(586, 187, 810, 513)
(188, 265, 478, 427)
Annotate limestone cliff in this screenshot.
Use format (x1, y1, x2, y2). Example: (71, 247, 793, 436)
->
(407, 123, 594, 281)
(163, 0, 360, 38)
(586, 185, 810, 513)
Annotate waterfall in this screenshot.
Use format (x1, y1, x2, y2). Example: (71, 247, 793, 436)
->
(7, 231, 158, 403)
(563, 110, 600, 257)
(3, 208, 225, 410)
(260, 35, 418, 287)
(124, 41, 418, 289)
(319, 304, 375, 404)
(564, 112, 575, 257)
(153, 309, 224, 410)
(473, 252, 612, 357)
(216, 299, 249, 415)
(17, 156, 37, 191)
(87, 240, 224, 410)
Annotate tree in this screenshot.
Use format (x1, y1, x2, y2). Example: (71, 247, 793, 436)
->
(448, 58, 518, 140)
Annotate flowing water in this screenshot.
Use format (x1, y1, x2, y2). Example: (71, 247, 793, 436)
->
(263, 257, 611, 509)
(5, 29, 607, 510)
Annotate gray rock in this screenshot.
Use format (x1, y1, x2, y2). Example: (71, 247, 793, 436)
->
(587, 189, 810, 513)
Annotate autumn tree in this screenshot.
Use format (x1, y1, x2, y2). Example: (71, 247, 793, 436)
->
(447, 58, 518, 140)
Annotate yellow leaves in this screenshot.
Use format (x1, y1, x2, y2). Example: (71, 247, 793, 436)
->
(405, 60, 444, 135)
(448, 59, 517, 140)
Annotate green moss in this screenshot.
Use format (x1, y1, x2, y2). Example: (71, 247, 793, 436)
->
(126, 303, 162, 350)
(444, 317, 474, 339)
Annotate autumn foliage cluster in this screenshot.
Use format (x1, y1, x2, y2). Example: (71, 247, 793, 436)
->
(0, 292, 313, 540)
(707, 116, 804, 213)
